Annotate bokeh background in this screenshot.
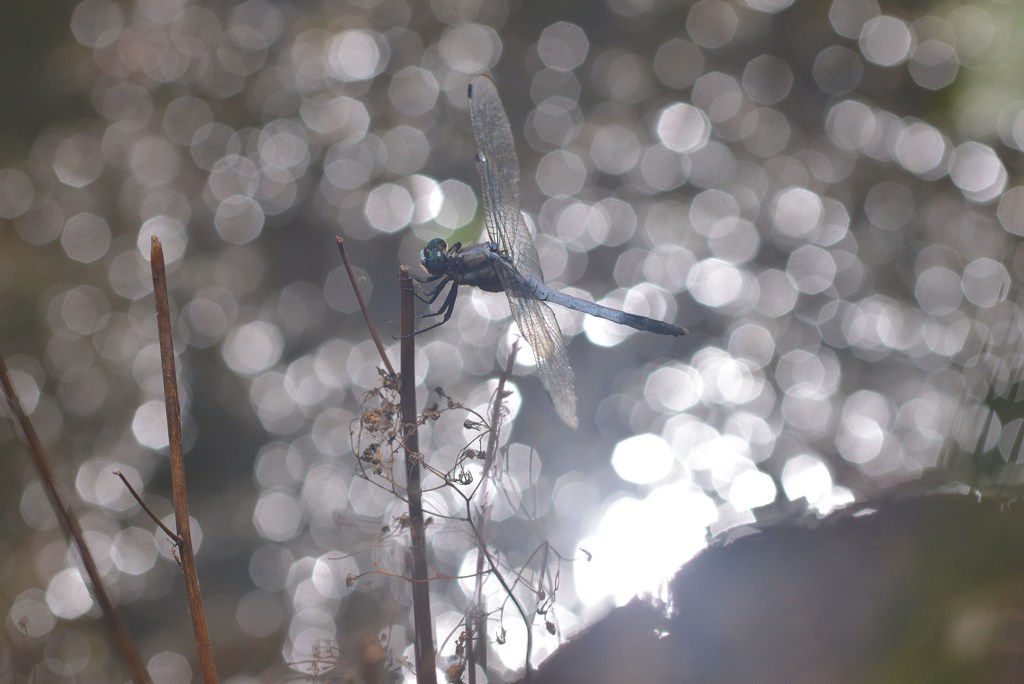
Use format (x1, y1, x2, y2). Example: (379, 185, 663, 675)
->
(2, 0, 1024, 681)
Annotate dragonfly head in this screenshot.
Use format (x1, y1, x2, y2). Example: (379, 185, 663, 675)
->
(419, 238, 451, 275)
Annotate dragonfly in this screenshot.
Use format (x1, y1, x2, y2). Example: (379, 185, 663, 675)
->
(417, 75, 687, 429)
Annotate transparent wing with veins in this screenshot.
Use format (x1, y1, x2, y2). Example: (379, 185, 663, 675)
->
(469, 75, 578, 429)
(503, 215, 577, 429)
(468, 75, 522, 255)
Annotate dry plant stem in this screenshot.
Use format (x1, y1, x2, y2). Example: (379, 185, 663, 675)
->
(336, 237, 396, 378)
(468, 342, 519, 684)
(150, 237, 219, 684)
(399, 266, 438, 684)
(0, 354, 151, 684)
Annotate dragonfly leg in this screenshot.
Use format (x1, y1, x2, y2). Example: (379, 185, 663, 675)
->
(406, 282, 460, 336)
(412, 273, 444, 288)
(413, 276, 450, 306)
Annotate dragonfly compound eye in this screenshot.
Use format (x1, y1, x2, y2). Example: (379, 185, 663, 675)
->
(419, 238, 450, 274)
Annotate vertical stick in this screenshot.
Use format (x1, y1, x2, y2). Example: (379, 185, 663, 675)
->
(399, 266, 437, 684)
(151, 237, 219, 683)
(0, 354, 151, 684)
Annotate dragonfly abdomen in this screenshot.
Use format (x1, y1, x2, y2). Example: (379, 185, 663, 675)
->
(539, 287, 688, 337)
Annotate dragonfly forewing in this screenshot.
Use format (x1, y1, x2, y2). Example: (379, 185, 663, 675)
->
(469, 75, 523, 256)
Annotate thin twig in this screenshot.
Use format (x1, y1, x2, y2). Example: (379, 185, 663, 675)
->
(0, 354, 151, 684)
(482, 342, 519, 493)
(151, 237, 219, 683)
(114, 470, 179, 543)
(336, 237, 396, 378)
(462, 499, 533, 681)
(468, 341, 520, 683)
(399, 266, 438, 684)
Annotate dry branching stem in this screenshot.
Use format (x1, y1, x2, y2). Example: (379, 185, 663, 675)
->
(468, 341, 520, 683)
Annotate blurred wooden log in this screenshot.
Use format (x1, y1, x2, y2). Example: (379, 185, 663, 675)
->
(528, 493, 1024, 684)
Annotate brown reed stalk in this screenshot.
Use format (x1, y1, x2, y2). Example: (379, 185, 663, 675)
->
(150, 237, 219, 683)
